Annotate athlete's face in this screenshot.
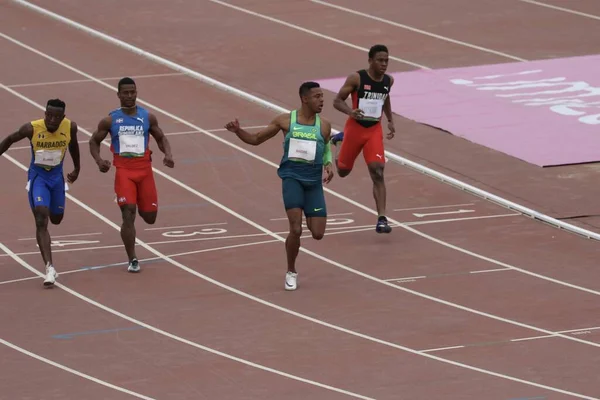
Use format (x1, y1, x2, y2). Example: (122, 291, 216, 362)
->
(369, 51, 389, 75)
(304, 88, 324, 113)
(44, 106, 65, 132)
(118, 84, 137, 108)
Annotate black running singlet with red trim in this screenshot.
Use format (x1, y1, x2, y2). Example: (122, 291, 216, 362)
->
(351, 69, 391, 128)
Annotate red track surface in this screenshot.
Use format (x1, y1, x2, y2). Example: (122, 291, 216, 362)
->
(2, 1, 600, 399)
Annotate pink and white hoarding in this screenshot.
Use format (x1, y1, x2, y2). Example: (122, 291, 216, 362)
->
(316, 54, 600, 167)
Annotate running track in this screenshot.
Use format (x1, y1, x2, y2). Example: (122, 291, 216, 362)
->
(1, 0, 600, 399)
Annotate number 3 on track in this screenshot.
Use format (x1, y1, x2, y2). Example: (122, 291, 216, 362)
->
(162, 228, 227, 237)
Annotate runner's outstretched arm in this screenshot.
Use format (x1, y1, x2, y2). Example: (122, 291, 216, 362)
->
(0, 123, 32, 155)
(225, 115, 284, 145)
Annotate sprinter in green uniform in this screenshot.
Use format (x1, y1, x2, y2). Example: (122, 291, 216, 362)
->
(224, 81, 334, 291)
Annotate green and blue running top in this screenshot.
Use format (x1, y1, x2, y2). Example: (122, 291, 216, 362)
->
(277, 110, 325, 184)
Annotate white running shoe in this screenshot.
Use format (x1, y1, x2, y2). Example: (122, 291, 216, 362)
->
(43, 263, 58, 287)
(285, 271, 297, 291)
(128, 258, 140, 273)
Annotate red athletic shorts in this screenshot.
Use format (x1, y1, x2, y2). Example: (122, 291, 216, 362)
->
(114, 166, 158, 212)
(336, 118, 385, 171)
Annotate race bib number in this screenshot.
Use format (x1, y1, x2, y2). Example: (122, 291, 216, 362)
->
(34, 149, 62, 167)
(359, 98, 384, 119)
(119, 134, 145, 157)
(288, 138, 317, 162)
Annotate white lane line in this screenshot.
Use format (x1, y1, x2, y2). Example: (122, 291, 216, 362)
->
(165, 125, 266, 137)
(2, 7, 596, 396)
(144, 222, 228, 231)
(0, 156, 594, 399)
(12, 0, 600, 246)
(413, 209, 475, 218)
(421, 326, 600, 353)
(518, 0, 600, 21)
(0, 244, 372, 399)
(421, 345, 466, 353)
(561, 326, 600, 335)
(270, 212, 354, 221)
(0, 224, 378, 260)
(0, 337, 156, 399)
(386, 267, 511, 282)
(201, 1, 600, 242)
(5, 72, 184, 88)
(4, 40, 600, 346)
(1, 240, 283, 286)
(0, 244, 123, 258)
(6, 27, 579, 300)
(310, 0, 528, 61)
(511, 335, 552, 342)
(0, 225, 377, 286)
(0, 86, 597, 397)
(408, 213, 520, 226)
(208, 0, 428, 69)
(470, 268, 511, 274)
(0, 213, 518, 259)
(7, 126, 265, 150)
(394, 203, 475, 212)
(384, 276, 426, 282)
(5, 7, 597, 291)
(18, 232, 103, 241)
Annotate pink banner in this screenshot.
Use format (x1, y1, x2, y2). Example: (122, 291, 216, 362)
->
(316, 55, 600, 167)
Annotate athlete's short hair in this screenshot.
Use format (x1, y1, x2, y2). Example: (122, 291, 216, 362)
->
(368, 44, 389, 59)
(118, 77, 136, 92)
(46, 98, 66, 111)
(299, 81, 320, 98)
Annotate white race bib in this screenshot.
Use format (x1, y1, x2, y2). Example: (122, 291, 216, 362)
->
(119, 134, 145, 157)
(358, 98, 384, 119)
(288, 138, 317, 162)
(34, 149, 63, 167)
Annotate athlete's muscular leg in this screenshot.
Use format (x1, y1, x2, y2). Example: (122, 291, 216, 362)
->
(335, 123, 365, 178)
(334, 141, 352, 178)
(120, 204, 138, 262)
(29, 178, 55, 266)
(137, 169, 158, 225)
(285, 208, 303, 273)
(33, 206, 52, 265)
(49, 213, 64, 225)
(114, 168, 142, 261)
(367, 162, 387, 216)
(305, 217, 325, 240)
(138, 210, 157, 225)
(48, 177, 66, 226)
(304, 183, 327, 240)
(363, 125, 388, 217)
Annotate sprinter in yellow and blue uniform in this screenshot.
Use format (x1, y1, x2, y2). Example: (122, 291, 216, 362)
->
(224, 82, 334, 291)
(0, 99, 80, 287)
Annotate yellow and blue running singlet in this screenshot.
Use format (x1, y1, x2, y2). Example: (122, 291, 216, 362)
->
(27, 118, 71, 215)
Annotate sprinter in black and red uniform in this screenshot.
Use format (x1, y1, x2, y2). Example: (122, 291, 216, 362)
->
(331, 44, 396, 233)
